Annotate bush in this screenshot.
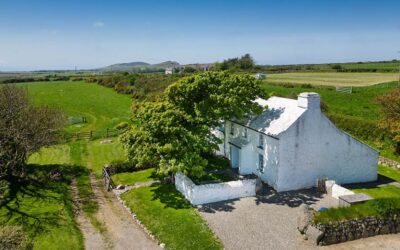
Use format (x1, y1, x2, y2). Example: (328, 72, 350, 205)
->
(370, 198, 400, 216)
(0, 225, 30, 250)
(107, 160, 152, 174)
(114, 122, 129, 130)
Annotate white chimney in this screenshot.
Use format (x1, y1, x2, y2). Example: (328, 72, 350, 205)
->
(297, 92, 320, 110)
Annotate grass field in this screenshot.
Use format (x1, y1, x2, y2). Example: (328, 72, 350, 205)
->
(121, 184, 222, 250)
(18, 81, 132, 132)
(111, 168, 157, 186)
(0, 164, 84, 250)
(264, 72, 398, 86)
(86, 139, 126, 177)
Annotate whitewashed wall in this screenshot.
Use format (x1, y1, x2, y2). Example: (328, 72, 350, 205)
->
(331, 184, 355, 199)
(277, 104, 378, 192)
(175, 173, 256, 205)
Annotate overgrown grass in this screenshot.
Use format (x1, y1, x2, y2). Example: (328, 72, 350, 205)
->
(314, 198, 400, 223)
(121, 184, 222, 250)
(111, 168, 157, 186)
(18, 81, 132, 132)
(190, 173, 234, 184)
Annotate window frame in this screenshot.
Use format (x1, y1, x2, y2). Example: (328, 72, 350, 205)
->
(258, 154, 264, 173)
(258, 134, 264, 149)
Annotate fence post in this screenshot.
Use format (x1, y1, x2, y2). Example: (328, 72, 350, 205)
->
(106, 128, 109, 138)
(90, 130, 92, 139)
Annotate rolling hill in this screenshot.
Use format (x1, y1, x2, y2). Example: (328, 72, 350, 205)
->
(100, 60, 180, 72)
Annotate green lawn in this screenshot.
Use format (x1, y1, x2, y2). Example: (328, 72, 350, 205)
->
(111, 168, 157, 186)
(352, 165, 400, 199)
(265, 72, 398, 86)
(121, 184, 222, 250)
(86, 138, 126, 177)
(18, 81, 132, 132)
(0, 165, 84, 250)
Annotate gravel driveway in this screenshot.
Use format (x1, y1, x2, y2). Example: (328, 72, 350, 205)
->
(198, 187, 400, 250)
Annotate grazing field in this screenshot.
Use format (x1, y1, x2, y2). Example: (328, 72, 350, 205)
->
(17, 81, 132, 132)
(264, 72, 398, 86)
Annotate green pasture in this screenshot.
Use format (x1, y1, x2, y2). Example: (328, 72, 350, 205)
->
(264, 72, 398, 86)
(18, 81, 132, 132)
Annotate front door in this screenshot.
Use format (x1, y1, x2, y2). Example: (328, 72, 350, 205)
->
(230, 145, 240, 168)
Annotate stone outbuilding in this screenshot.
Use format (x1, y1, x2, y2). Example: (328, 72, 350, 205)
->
(215, 92, 378, 192)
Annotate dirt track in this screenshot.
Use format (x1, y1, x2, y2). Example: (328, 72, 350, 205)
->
(72, 177, 159, 250)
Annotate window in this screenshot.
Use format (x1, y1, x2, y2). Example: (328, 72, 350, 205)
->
(230, 123, 234, 135)
(243, 128, 248, 138)
(258, 134, 263, 149)
(258, 154, 264, 173)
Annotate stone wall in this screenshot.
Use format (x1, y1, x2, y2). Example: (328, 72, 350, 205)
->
(315, 215, 400, 245)
(298, 205, 400, 246)
(175, 173, 257, 205)
(379, 156, 400, 169)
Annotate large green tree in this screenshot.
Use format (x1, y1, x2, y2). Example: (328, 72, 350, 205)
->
(121, 72, 265, 176)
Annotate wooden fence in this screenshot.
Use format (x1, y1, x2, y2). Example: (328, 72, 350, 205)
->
(64, 128, 121, 141)
(335, 86, 352, 93)
(102, 166, 115, 191)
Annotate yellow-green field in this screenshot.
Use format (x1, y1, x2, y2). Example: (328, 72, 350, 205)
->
(265, 72, 399, 86)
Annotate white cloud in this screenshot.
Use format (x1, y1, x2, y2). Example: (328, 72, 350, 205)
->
(93, 21, 105, 28)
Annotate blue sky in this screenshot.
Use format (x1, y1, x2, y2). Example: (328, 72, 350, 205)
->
(0, 0, 399, 70)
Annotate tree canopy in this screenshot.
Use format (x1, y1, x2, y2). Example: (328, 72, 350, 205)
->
(121, 72, 265, 176)
(0, 85, 65, 179)
(214, 54, 255, 71)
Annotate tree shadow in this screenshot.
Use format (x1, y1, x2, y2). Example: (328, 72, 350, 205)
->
(0, 164, 85, 239)
(199, 185, 324, 214)
(255, 186, 324, 207)
(197, 199, 238, 213)
(150, 184, 192, 209)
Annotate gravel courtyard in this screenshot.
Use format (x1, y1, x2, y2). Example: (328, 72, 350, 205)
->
(198, 187, 400, 250)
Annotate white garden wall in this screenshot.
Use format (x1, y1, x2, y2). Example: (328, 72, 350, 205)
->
(175, 173, 256, 205)
(330, 184, 354, 199)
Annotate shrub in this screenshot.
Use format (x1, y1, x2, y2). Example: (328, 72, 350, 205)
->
(0, 225, 30, 250)
(370, 198, 400, 216)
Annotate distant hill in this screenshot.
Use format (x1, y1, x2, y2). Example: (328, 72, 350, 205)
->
(99, 61, 180, 72)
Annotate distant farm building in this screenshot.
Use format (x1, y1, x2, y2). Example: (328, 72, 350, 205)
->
(255, 73, 266, 79)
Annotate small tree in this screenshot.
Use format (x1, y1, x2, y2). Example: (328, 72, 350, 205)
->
(121, 72, 265, 176)
(377, 88, 400, 154)
(0, 85, 65, 179)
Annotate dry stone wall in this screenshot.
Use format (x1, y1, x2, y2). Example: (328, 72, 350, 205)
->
(315, 215, 400, 245)
(379, 156, 400, 169)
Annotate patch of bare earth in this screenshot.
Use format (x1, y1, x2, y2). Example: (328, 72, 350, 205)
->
(89, 175, 159, 250)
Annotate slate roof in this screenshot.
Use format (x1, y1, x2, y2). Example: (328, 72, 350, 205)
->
(244, 97, 306, 137)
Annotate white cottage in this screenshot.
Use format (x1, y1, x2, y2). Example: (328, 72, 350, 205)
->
(215, 92, 378, 192)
